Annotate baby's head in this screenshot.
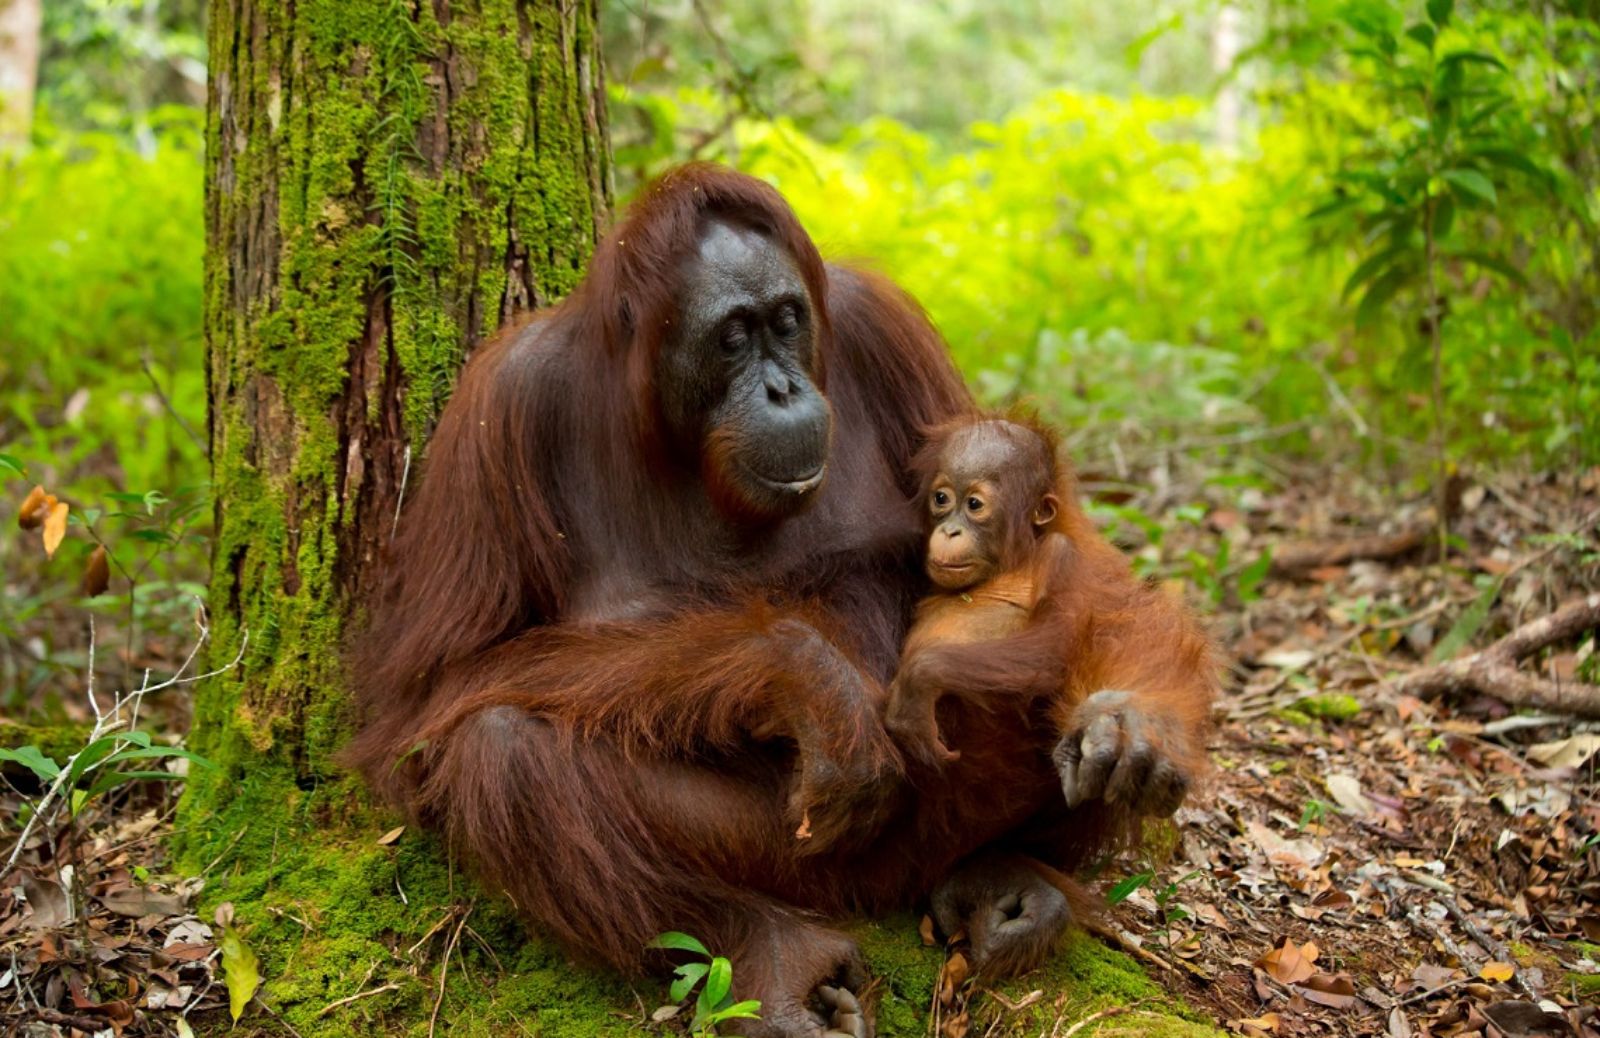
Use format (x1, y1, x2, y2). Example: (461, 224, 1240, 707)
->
(914, 418, 1062, 591)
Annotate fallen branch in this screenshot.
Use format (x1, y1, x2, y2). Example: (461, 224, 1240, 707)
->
(1391, 593, 1600, 718)
(1270, 524, 1428, 577)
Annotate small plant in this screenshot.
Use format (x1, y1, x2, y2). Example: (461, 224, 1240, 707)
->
(649, 931, 762, 1036)
(1299, 799, 1331, 830)
(1106, 867, 1203, 954)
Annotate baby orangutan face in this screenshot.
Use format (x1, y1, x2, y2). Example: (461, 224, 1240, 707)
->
(923, 421, 1058, 591)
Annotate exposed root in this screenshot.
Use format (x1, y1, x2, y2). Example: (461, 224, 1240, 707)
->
(1391, 593, 1600, 717)
(1269, 524, 1428, 577)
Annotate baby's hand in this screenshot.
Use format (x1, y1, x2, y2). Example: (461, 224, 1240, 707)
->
(884, 657, 960, 767)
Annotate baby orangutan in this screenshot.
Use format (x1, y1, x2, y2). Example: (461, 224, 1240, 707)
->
(886, 417, 1072, 766)
(888, 414, 1200, 824)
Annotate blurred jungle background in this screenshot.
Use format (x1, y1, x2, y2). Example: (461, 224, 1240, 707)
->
(2, 1, 1600, 1036)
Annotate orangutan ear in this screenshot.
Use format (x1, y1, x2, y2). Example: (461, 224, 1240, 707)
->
(1031, 494, 1059, 528)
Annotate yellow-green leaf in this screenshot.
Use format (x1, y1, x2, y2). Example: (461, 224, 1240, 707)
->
(219, 924, 261, 1022)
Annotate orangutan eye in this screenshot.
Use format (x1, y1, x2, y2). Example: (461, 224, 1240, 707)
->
(967, 497, 984, 514)
(721, 318, 749, 352)
(932, 490, 950, 508)
(773, 303, 801, 338)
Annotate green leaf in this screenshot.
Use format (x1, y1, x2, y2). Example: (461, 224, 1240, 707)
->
(670, 962, 710, 1003)
(1426, 0, 1453, 26)
(705, 1000, 763, 1024)
(1342, 245, 1410, 302)
(1107, 870, 1155, 905)
(1466, 147, 1545, 180)
(103, 745, 216, 770)
(83, 770, 184, 802)
(1439, 49, 1507, 72)
(1433, 194, 1455, 239)
(649, 931, 710, 958)
(1442, 168, 1498, 207)
(219, 924, 261, 1023)
(0, 452, 24, 478)
(61, 735, 135, 791)
(1404, 23, 1435, 50)
(0, 746, 61, 782)
(1450, 250, 1528, 287)
(1237, 551, 1273, 604)
(699, 956, 732, 1014)
(1356, 264, 1415, 328)
(1431, 581, 1501, 664)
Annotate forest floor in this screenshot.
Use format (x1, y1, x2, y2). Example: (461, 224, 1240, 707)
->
(1, 453, 1598, 1037)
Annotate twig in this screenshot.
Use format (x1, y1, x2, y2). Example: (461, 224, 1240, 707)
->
(1058, 1003, 1142, 1038)
(405, 908, 457, 958)
(0, 605, 248, 885)
(252, 995, 305, 1038)
(1392, 976, 1472, 1009)
(428, 904, 472, 1038)
(317, 982, 401, 1017)
(1086, 919, 1180, 976)
(1311, 357, 1371, 439)
(23, 1007, 106, 1031)
(1436, 898, 1539, 1000)
(391, 445, 412, 542)
(203, 825, 249, 876)
(1229, 597, 1459, 718)
(140, 352, 207, 456)
(1270, 523, 1429, 577)
(1391, 593, 1600, 716)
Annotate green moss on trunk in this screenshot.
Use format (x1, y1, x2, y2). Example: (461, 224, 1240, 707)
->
(189, 0, 609, 818)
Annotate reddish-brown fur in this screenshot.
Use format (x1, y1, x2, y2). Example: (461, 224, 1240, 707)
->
(345, 164, 1216, 1030)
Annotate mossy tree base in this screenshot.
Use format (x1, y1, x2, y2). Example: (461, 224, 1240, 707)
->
(196, 816, 1220, 1037)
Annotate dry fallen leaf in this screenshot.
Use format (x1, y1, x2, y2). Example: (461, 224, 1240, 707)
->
(376, 825, 406, 846)
(1479, 961, 1516, 983)
(1480, 1000, 1568, 1037)
(1230, 1012, 1282, 1036)
(1299, 971, 1358, 1010)
(918, 914, 936, 946)
(1326, 772, 1373, 817)
(1526, 734, 1600, 770)
(16, 485, 50, 529)
(941, 1009, 970, 1038)
(82, 544, 110, 596)
(1255, 938, 1319, 985)
(98, 886, 188, 919)
(937, 951, 969, 1007)
(21, 871, 71, 929)
(42, 499, 69, 557)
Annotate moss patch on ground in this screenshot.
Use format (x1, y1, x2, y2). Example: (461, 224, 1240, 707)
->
(186, 799, 1219, 1038)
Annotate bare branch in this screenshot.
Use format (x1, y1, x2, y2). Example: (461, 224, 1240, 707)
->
(1391, 593, 1600, 717)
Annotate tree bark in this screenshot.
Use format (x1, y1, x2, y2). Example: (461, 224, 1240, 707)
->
(183, 2, 610, 1029)
(0, 0, 42, 152)
(185, 0, 608, 909)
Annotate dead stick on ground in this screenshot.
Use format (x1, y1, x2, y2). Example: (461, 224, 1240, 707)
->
(1057, 1003, 1142, 1038)
(1390, 593, 1600, 717)
(317, 981, 402, 1017)
(428, 904, 472, 1038)
(1436, 898, 1540, 1001)
(1270, 524, 1429, 577)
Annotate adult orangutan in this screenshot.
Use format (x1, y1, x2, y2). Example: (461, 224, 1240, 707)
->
(346, 163, 1217, 1038)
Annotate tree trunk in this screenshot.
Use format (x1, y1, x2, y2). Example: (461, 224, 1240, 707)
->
(0, 0, 42, 151)
(183, 1, 615, 1031)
